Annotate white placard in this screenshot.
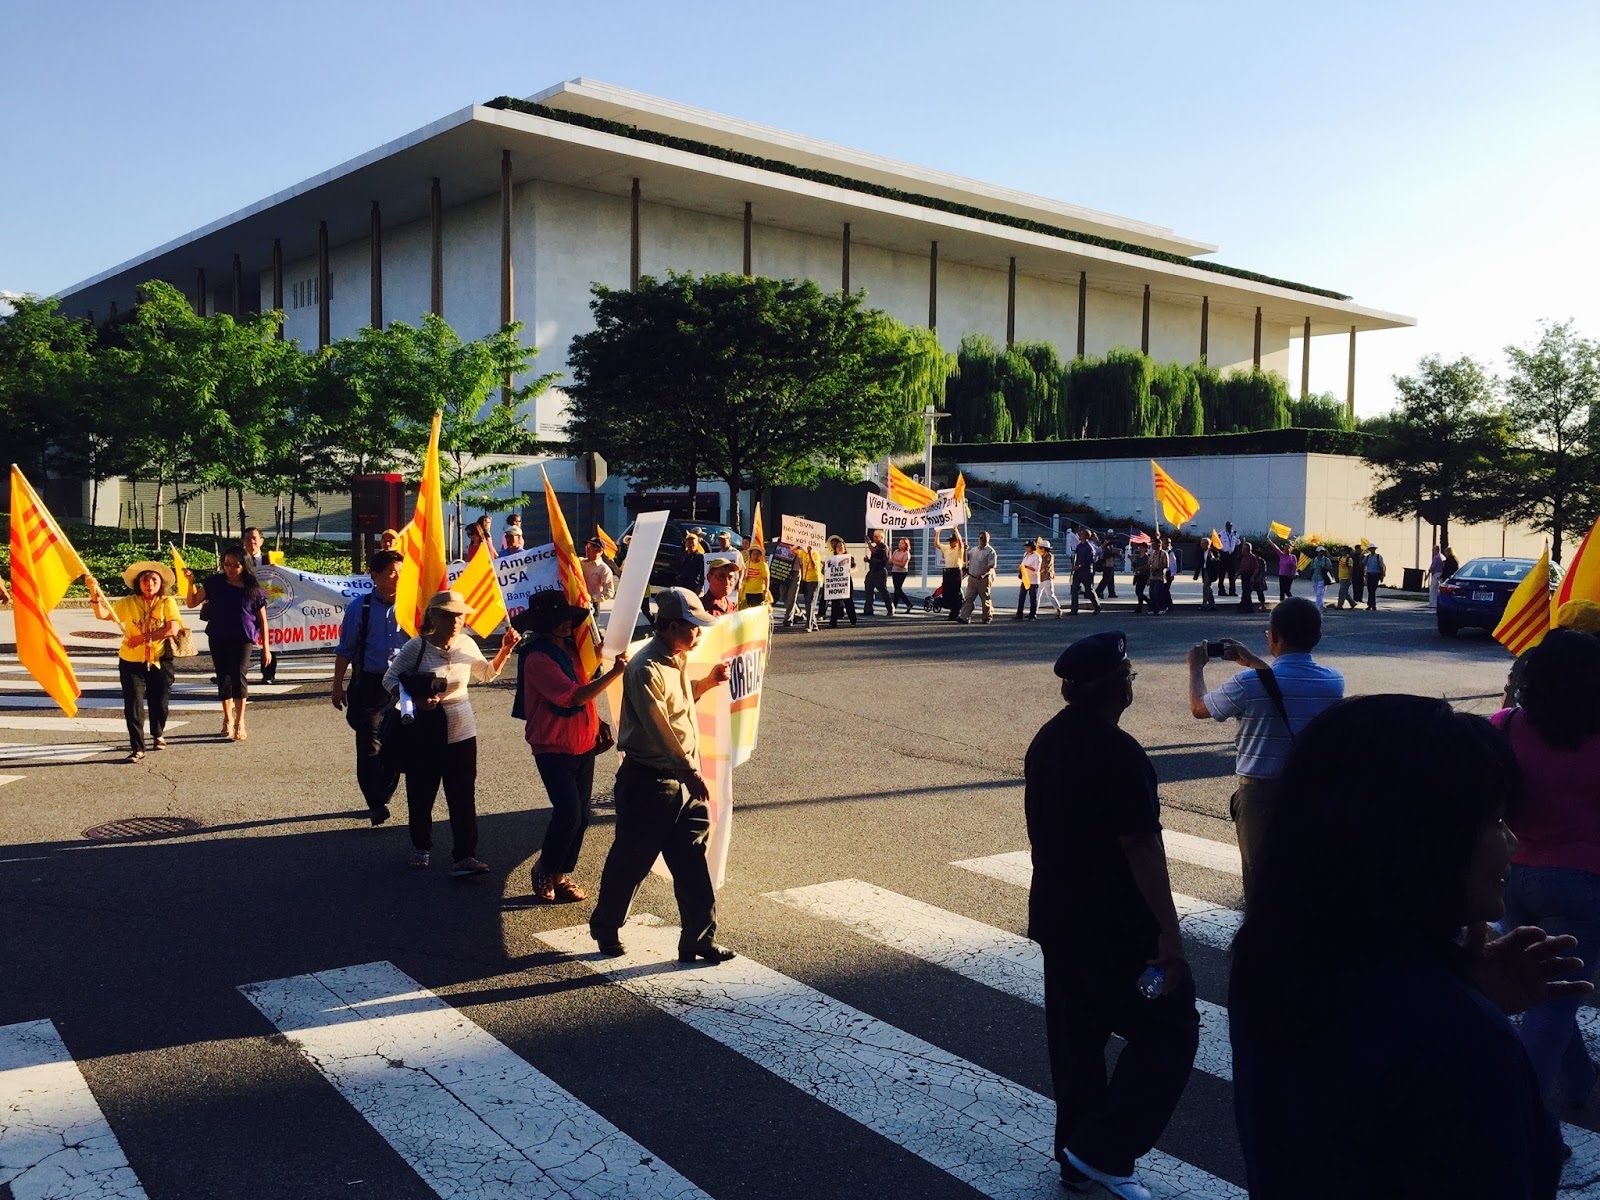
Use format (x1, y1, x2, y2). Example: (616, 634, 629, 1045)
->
(865, 492, 964, 530)
(822, 554, 853, 600)
(604, 510, 668, 656)
(780, 514, 827, 554)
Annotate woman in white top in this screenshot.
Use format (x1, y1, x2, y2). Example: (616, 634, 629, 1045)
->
(384, 589, 518, 876)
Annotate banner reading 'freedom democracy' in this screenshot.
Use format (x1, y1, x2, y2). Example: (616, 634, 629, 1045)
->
(865, 491, 964, 530)
(259, 543, 561, 651)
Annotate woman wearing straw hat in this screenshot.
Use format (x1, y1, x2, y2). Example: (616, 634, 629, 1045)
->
(183, 546, 271, 741)
(384, 590, 519, 877)
(85, 561, 183, 763)
(512, 589, 629, 903)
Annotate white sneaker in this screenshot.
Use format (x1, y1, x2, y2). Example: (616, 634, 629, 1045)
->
(1061, 1150, 1152, 1200)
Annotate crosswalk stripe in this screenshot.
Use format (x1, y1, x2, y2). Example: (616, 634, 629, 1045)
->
(0, 1018, 148, 1199)
(0, 717, 191, 734)
(0, 776, 24, 788)
(1161, 830, 1242, 877)
(950, 853, 1600, 1191)
(0, 681, 304, 697)
(0, 743, 115, 763)
(0, 696, 214, 712)
(540, 918, 1244, 1200)
(240, 961, 709, 1200)
(767, 880, 1235, 1081)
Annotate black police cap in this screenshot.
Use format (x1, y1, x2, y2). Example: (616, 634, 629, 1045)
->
(1053, 630, 1129, 682)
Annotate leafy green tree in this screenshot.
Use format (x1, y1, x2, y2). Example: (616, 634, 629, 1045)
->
(1491, 322, 1600, 560)
(0, 295, 97, 480)
(875, 316, 954, 454)
(944, 334, 1011, 443)
(1287, 391, 1355, 432)
(566, 272, 926, 527)
(1363, 355, 1506, 550)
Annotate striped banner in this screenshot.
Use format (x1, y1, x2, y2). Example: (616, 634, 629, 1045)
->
(1151, 460, 1200, 525)
(1493, 546, 1552, 656)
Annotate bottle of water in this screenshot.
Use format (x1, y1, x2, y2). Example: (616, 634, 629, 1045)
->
(398, 684, 416, 724)
(1136, 966, 1165, 999)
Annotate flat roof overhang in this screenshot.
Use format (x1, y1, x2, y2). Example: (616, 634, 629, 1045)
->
(58, 105, 1415, 339)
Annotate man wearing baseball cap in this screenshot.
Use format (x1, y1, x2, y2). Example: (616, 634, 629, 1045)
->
(589, 587, 735, 962)
(1026, 631, 1197, 1200)
(700, 550, 742, 618)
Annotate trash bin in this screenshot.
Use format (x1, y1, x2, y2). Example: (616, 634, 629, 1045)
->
(1401, 567, 1425, 592)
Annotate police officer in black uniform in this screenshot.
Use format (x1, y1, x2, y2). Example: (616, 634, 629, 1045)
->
(1025, 631, 1199, 1200)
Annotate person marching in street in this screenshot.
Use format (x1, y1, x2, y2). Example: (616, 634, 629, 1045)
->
(240, 526, 278, 684)
(1335, 547, 1355, 609)
(1186, 596, 1344, 901)
(184, 547, 271, 742)
(1037, 538, 1063, 618)
(1095, 534, 1119, 599)
(795, 543, 822, 631)
(940, 529, 966, 621)
(330, 549, 410, 825)
(958, 530, 998, 624)
(581, 537, 615, 623)
(863, 529, 894, 618)
(675, 531, 706, 594)
(1028, 631, 1199, 1200)
(86, 561, 183, 763)
(1350, 543, 1367, 608)
(740, 544, 771, 609)
(825, 535, 859, 628)
(1274, 540, 1298, 601)
(1200, 540, 1218, 609)
(589, 587, 735, 962)
(1364, 544, 1386, 610)
(515, 590, 629, 905)
(700, 550, 742, 618)
(384, 590, 518, 877)
(890, 536, 914, 613)
(500, 514, 523, 553)
(1131, 542, 1151, 614)
(465, 515, 495, 561)
(1310, 546, 1333, 610)
(1219, 522, 1242, 596)
(1070, 531, 1101, 615)
(1016, 539, 1042, 620)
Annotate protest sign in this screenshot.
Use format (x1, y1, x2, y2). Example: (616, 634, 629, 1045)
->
(822, 554, 853, 600)
(780, 514, 827, 554)
(865, 492, 964, 531)
(259, 543, 560, 651)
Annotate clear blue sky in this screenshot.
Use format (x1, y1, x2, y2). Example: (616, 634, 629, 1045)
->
(4, 0, 1596, 413)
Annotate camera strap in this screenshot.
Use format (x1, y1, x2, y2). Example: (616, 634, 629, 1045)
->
(1254, 668, 1295, 743)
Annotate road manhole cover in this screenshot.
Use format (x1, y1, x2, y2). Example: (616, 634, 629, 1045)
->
(82, 816, 203, 841)
(71, 629, 121, 639)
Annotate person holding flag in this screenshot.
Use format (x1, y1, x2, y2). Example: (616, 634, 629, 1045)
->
(395, 411, 450, 637)
(86, 562, 183, 763)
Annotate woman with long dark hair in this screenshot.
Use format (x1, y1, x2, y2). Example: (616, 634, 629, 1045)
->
(513, 590, 628, 903)
(1495, 629, 1600, 1118)
(1230, 694, 1589, 1197)
(185, 547, 270, 741)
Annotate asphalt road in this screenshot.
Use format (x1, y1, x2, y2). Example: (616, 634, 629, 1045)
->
(2, 586, 1591, 1199)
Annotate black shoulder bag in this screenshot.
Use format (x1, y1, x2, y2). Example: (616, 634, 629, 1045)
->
(1255, 668, 1296, 742)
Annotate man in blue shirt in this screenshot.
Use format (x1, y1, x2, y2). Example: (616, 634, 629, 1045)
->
(1186, 597, 1344, 900)
(331, 550, 410, 825)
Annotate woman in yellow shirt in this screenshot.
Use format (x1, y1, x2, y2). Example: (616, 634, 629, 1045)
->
(741, 545, 771, 609)
(86, 561, 183, 762)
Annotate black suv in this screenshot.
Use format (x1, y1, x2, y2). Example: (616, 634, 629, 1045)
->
(617, 519, 748, 590)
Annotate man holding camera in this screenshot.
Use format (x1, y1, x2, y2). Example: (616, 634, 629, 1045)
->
(1185, 597, 1343, 900)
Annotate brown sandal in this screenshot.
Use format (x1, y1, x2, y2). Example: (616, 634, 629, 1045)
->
(530, 867, 556, 903)
(551, 878, 587, 903)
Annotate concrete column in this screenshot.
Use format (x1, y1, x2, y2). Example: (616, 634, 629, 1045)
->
(271, 239, 284, 334)
(500, 150, 514, 403)
(194, 268, 206, 316)
(1140, 283, 1151, 354)
(1075, 271, 1086, 358)
(231, 254, 242, 315)
(1347, 325, 1357, 418)
(1252, 306, 1262, 370)
(1301, 317, 1311, 398)
(1006, 257, 1016, 347)
(928, 241, 938, 330)
(1200, 295, 1209, 364)
(370, 201, 384, 330)
(317, 220, 330, 350)
(841, 222, 851, 293)
(430, 177, 443, 317)
(743, 202, 753, 276)
(630, 177, 641, 288)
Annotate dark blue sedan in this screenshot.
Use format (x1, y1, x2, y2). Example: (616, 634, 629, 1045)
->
(1436, 556, 1563, 636)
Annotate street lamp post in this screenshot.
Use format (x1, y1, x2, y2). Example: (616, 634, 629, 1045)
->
(921, 404, 949, 591)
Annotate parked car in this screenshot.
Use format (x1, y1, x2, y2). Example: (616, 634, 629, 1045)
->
(616, 519, 747, 590)
(1436, 556, 1563, 636)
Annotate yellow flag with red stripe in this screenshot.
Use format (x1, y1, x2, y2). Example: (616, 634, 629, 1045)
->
(594, 525, 618, 560)
(9, 466, 89, 717)
(887, 462, 938, 509)
(394, 411, 449, 636)
(1151, 460, 1200, 525)
(1552, 515, 1600, 626)
(454, 542, 508, 637)
(1494, 546, 1552, 656)
(952, 473, 967, 505)
(541, 466, 600, 681)
(749, 506, 765, 556)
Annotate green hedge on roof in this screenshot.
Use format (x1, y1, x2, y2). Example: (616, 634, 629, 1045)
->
(486, 95, 1352, 303)
(941, 426, 1370, 462)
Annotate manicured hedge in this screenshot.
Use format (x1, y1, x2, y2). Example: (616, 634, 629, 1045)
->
(941, 427, 1370, 463)
(486, 97, 1351, 301)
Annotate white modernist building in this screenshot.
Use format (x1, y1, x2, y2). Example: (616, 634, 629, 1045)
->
(60, 77, 1413, 447)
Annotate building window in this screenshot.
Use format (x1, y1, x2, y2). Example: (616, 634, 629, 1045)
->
(290, 276, 332, 310)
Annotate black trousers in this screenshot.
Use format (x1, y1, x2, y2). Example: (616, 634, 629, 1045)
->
(1365, 574, 1381, 609)
(404, 716, 478, 862)
(1278, 573, 1294, 600)
(1133, 573, 1149, 611)
(534, 751, 595, 874)
(1095, 566, 1117, 598)
(590, 760, 717, 949)
(118, 657, 173, 751)
(1016, 583, 1038, 618)
(863, 568, 892, 616)
(210, 637, 251, 702)
(1222, 549, 1240, 595)
(891, 571, 910, 609)
(1042, 946, 1199, 1178)
(828, 595, 857, 626)
(1070, 567, 1100, 613)
(349, 675, 400, 812)
(942, 567, 963, 616)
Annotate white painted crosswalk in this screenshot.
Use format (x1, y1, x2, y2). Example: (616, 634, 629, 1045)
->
(241, 961, 709, 1200)
(0, 1019, 147, 1199)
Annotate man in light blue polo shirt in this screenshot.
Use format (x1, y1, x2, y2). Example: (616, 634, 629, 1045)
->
(1186, 596, 1343, 901)
(330, 550, 411, 826)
